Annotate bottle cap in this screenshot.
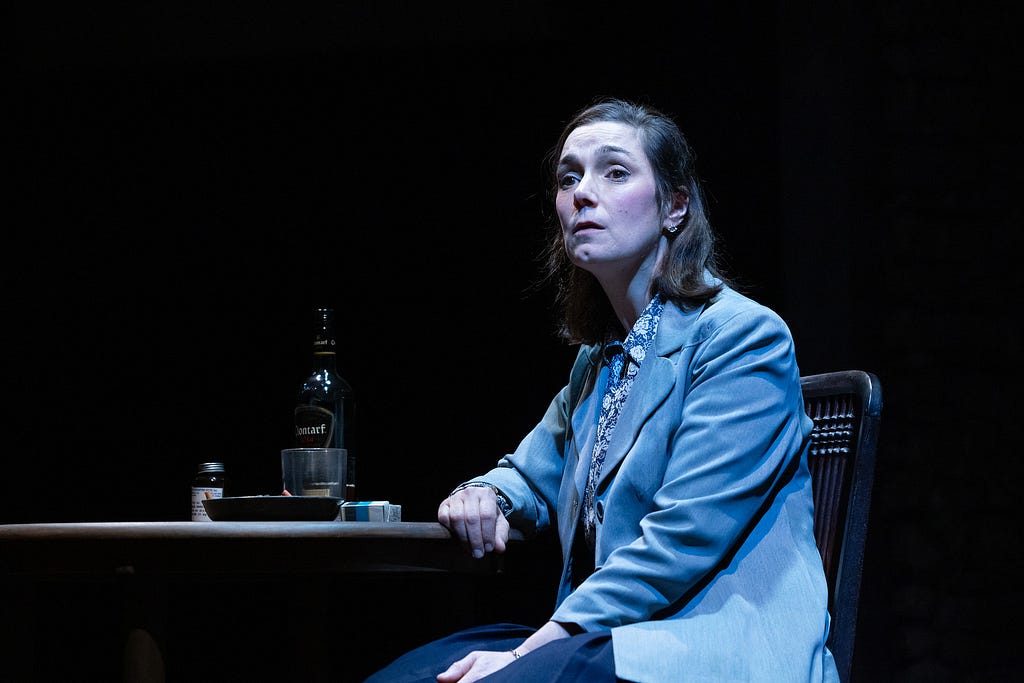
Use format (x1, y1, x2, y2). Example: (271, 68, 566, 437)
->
(197, 462, 226, 474)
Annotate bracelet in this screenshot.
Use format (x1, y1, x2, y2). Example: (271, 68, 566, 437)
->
(508, 648, 521, 660)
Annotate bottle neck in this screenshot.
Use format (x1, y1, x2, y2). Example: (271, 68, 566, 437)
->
(310, 307, 341, 375)
(314, 350, 338, 371)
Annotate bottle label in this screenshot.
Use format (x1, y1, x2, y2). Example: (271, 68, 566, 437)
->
(295, 405, 335, 447)
(191, 487, 223, 522)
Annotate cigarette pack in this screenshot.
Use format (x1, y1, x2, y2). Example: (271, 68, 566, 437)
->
(340, 500, 402, 522)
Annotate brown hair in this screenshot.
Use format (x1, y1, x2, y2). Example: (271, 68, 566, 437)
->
(539, 97, 728, 345)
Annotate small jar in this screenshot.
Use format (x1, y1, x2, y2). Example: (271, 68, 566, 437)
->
(191, 462, 227, 521)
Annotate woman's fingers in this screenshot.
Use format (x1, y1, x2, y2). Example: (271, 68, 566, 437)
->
(437, 488, 503, 558)
(492, 512, 510, 553)
(436, 650, 517, 683)
(459, 491, 487, 558)
(436, 651, 476, 682)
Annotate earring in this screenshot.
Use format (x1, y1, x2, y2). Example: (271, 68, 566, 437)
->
(664, 224, 680, 235)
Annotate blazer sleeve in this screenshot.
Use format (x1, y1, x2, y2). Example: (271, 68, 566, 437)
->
(462, 345, 598, 537)
(551, 304, 811, 630)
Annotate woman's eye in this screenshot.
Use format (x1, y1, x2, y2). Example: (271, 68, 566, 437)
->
(607, 167, 629, 180)
(558, 172, 581, 189)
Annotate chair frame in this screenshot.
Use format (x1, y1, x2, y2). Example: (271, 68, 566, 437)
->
(801, 370, 882, 682)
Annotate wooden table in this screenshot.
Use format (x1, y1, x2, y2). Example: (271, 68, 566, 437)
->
(0, 520, 505, 575)
(0, 521, 518, 682)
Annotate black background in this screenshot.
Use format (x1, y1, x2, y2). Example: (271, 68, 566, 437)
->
(6, 2, 1021, 681)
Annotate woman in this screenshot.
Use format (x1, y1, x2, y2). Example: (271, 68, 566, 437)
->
(366, 98, 839, 682)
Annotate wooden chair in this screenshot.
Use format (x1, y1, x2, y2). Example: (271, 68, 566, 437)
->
(801, 370, 883, 682)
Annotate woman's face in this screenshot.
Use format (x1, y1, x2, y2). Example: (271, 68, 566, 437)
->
(555, 121, 673, 284)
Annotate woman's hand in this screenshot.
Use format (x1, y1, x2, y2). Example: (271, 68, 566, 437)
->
(435, 621, 572, 682)
(435, 649, 517, 683)
(438, 486, 509, 558)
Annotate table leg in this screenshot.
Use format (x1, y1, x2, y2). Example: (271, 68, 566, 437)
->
(291, 575, 332, 683)
(121, 572, 167, 683)
(0, 576, 35, 680)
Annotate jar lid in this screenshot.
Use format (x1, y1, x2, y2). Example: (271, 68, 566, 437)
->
(197, 462, 226, 473)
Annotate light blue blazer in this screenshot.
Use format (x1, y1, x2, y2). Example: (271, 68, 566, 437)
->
(469, 285, 840, 682)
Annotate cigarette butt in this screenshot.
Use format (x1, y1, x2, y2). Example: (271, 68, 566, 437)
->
(204, 491, 213, 500)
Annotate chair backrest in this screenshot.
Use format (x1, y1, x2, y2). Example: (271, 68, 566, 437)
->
(801, 370, 882, 683)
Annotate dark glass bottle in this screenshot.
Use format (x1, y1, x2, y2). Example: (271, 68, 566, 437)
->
(295, 307, 356, 499)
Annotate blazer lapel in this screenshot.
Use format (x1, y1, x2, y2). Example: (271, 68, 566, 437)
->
(594, 302, 705, 490)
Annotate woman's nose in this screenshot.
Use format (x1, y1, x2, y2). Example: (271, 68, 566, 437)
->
(573, 176, 596, 209)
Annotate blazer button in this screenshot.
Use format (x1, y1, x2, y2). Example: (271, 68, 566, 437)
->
(595, 500, 604, 523)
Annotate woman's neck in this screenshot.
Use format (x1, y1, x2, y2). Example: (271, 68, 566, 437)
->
(597, 246, 663, 333)
(600, 278, 654, 333)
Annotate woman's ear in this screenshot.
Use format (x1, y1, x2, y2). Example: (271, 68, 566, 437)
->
(665, 189, 690, 228)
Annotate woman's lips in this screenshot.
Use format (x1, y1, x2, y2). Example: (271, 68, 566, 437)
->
(574, 221, 602, 234)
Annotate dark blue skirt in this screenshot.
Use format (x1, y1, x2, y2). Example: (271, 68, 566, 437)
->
(363, 622, 621, 683)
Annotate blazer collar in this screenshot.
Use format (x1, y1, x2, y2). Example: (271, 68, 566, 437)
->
(593, 293, 719, 490)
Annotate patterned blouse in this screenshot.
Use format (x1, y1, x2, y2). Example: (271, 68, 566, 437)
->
(581, 295, 664, 549)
